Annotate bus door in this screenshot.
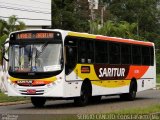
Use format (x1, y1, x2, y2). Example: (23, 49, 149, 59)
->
(64, 36, 77, 81)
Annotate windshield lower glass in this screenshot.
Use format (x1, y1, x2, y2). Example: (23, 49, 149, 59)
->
(9, 43, 62, 73)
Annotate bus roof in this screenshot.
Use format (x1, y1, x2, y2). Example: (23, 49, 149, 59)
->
(9, 29, 154, 47)
(68, 32, 154, 47)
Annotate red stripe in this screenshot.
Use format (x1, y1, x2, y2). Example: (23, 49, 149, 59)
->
(96, 36, 153, 46)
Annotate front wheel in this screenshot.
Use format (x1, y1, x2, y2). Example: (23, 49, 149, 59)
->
(74, 82, 92, 107)
(31, 97, 46, 108)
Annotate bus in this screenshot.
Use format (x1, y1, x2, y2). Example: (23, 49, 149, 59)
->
(1, 29, 156, 107)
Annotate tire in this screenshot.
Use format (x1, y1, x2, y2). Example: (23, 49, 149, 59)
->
(74, 82, 92, 107)
(31, 97, 46, 108)
(120, 81, 137, 101)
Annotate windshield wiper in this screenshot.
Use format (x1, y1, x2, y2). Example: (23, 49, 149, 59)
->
(35, 41, 49, 59)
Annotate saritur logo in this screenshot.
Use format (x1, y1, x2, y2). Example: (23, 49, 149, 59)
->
(99, 68, 125, 77)
(94, 64, 129, 80)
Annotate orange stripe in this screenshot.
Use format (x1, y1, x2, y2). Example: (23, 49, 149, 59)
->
(126, 66, 149, 79)
(96, 36, 153, 46)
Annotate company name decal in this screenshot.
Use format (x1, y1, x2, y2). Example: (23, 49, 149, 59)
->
(99, 68, 125, 77)
(94, 64, 129, 80)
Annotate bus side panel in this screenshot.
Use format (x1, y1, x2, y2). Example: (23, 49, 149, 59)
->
(65, 64, 156, 97)
(137, 66, 156, 92)
(91, 83, 130, 96)
(63, 81, 82, 97)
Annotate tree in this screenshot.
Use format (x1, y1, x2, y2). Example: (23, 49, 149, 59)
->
(91, 20, 144, 40)
(0, 15, 26, 44)
(0, 15, 26, 63)
(108, 0, 160, 41)
(51, 0, 89, 32)
(6, 15, 26, 34)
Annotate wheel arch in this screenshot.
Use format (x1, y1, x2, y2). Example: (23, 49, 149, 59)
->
(81, 78, 92, 95)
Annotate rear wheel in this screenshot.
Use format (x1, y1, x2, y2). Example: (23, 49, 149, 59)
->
(74, 81, 92, 106)
(31, 97, 46, 108)
(120, 81, 137, 101)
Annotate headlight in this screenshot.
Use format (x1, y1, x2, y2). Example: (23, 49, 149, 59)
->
(8, 79, 17, 88)
(47, 82, 55, 88)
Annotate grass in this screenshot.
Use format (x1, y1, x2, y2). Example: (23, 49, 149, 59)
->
(63, 104, 160, 120)
(112, 104, 160, 114)
(0, 92, 29, 103)
(156, 74, 160, 83)
(46, 104, 160, 120)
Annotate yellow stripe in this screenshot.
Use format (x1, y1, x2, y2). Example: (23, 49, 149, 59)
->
(68, 32, 96, 39)
(74, 64, 130, 88)
(9, 76, 57, 82)
(91, 80, 131, 88)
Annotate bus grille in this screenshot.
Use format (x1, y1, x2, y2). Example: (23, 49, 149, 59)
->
(19, 90, 44, 95)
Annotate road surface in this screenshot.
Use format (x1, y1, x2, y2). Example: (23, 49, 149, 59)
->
(0, 90, 159, 115)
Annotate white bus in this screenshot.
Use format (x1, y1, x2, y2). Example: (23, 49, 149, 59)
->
(1, 29, 156, 107)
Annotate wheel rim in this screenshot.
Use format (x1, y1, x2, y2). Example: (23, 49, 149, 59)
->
(131, 90, 136, 98)
(81, 88, 88, 103)
(130, 85, 136, 99)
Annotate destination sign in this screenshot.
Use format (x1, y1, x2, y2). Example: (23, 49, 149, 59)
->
(16, 32, 54, 39)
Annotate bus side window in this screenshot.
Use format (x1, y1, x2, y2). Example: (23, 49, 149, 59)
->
(78, 39, 94, 64)
(121, 44, 131, 64)
(86, 40, 94, 63)
(150, 47, 154, 66)
(142, 46, 150, 65)
(95, 41, 108, 63)
(78, 40, 86, 63)
(109, 42, 120, 64)
(132, 45, 142, 65)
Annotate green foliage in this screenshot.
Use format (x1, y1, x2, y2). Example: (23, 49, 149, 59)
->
(156, 74, 160, 83)
(5, 15, 26, 34)
(0, 15, 26, 63)
(112, 104, 160, 114)
(52, 0, 89, 32)
(108, 0, 160, 41)
(91, 20, 146, 41)
(0, 92, 28, 103)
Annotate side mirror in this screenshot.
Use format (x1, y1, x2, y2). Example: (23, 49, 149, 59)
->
(2, 40, 9, 62)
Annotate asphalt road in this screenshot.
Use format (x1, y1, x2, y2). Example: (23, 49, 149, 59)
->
(0, 90, 159, 115)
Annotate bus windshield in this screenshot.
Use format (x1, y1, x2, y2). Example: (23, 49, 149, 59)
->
(9, 43, 62, 72)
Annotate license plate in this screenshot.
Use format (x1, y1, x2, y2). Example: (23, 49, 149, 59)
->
(27, 89, 36, 94)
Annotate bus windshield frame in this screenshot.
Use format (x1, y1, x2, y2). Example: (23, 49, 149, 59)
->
(8, 31, 64, 79)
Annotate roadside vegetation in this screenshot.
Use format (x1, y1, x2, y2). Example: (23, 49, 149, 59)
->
(0, 15, 26, 62)
(157, 74, 160, 83)
(0, 92, 29, 103)
(41, 104, 160, 120)
(112, 104, 160, 114)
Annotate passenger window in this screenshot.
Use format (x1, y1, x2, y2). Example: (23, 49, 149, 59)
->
(150, 47, 154, 66)
(142, 46, 150, 65)
(95, 41, 108, 63)
(78, 39, 94, 63)
(109, 42, 120, 64)
(132, 45, 142, 65)
(121, 44, 131, 64)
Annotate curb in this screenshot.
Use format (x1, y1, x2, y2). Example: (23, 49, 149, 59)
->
(0, 100, 30, 106)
